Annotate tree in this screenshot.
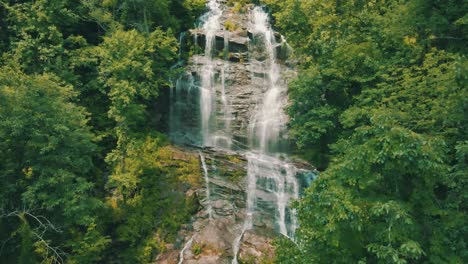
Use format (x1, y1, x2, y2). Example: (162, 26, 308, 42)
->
(263, 0, 468, 262)
(105, 136, 200, 263)
(96, 28, 177, 168)
(0, 65, 110, 263)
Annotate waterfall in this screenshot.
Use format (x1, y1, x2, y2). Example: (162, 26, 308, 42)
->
(231, 152, 258, 264)
(248, 7, 287, 153)
(169, 2, 313, 263)
(199, 151, 212, 219)
(246, 6, 301, 237)
(178, 236, 194, 264)
(232, 7, 301, 262)
(199, 0, 222, 147)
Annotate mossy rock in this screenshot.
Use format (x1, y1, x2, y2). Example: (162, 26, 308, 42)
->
(224, 19, 239, 32)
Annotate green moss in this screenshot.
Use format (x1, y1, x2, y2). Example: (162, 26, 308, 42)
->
(192, 243, 203, 256)
(224, 20, 238, 32)
(217, 166, 245, 184)
(227, 0, 250, 11)
(229, 169, 245, 183)
(228, 155, 242, 164)
(239, 255, 256, 264)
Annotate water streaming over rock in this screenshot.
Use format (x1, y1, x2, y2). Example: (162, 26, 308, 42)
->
(199, 151, 213, 219)
(248, 7, 288, 153)
(169, 2, 315, 263)
(177, 236, 194, 264)
(231, 8, 301, 262)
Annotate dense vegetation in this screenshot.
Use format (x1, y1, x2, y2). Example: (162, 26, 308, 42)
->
(0, 0, 204, 263)
(262, 0, 467, 263)
(1, 0, 466, 263)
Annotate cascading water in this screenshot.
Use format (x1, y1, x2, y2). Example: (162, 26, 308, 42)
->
(232, 152, 257, 264)
(171, 2, 314, 263)
(199, 0, 220, 146)
(199, 151, 213, 219)
(178, 236, 194, 264)
(232, 7, 302, 263)
(250, 6, 301, 235)
(248, 7, 288, 153)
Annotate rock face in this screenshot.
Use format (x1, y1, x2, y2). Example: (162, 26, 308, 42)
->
(155, 147, 280, 264)
(170, 3, 294, 150)
(161, 1, 316, 264)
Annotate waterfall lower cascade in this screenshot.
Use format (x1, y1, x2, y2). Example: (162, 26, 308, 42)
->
(199, 151, 213, 219)
(178, 236, 194, 264)
(168, 1, 315, 263)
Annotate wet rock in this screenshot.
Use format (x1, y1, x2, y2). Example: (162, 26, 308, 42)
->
(228, 37, 249, 52)
(161, 3, 313, 264)
(212, 200, 235, 216)
(185, 255, 227, 264)
(155, 250, 179, 264)
(238, 230, 275, 264)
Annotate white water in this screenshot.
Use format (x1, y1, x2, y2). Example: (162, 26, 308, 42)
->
(232, 152, 257, 264)
(248, 7, 287, 153)
(199, 151, 213, 219)
(171, 3, 308, 263)
(248, 8, 299, 236)
(199, 0, 222, 146)
(178, 236, 194, 264)
(232, 7, 301, 262)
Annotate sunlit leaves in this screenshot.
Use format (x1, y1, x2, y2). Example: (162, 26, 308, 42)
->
(267, 1, 466, 261)
(0, 66, 109, 263)
(97, 28, 177, 154)
(106, 136, 200, 262)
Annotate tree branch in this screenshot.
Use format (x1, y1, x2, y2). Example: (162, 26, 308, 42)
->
(0, 209, 65, 263)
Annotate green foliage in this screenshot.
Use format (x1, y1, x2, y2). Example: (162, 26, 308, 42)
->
(227, 0, 251, 13)
(97, 28, 176, 139)
(192, 242, 203, 255)
(183, 0, 208, 25)
(2, 0, 465, 263)
(227, 0, 251, 7)
(224, 19, 238, 31)
(17, 215, 37, 264)
(264, 0, 468, 263)
(84, 0, 207, 33)
(0, 65, 110, 263)
(0, 0, 201, 263)
(106, 136, 200, 262)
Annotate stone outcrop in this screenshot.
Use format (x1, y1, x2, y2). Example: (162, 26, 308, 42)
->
(154, 145, 315, 264)
(170, 4, 295, 149)
(161, 2, 316, 264)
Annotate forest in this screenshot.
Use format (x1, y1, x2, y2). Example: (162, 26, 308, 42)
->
(0, 0, 466, 263)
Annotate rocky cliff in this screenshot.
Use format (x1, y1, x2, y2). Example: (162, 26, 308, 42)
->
(158, 1, 316, 263)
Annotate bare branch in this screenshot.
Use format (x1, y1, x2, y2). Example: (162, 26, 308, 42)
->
(0, 209, 65, 263)
(31, 230, 66, 264)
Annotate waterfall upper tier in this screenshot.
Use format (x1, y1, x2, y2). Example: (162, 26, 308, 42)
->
(170, 3, 295, 150)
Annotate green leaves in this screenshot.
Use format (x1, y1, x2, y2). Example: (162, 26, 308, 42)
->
(106, 136, 200, 262)
(0, 66, 109, 263)
(98, 28, 176, 137)
(266, 1, 467, 262)
(0, 0, 200, 263)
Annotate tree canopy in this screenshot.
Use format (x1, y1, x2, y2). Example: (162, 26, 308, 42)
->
(0, 0, 466, 263)
(263, 0, 467, 263)
(0, 0, 205, 263)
